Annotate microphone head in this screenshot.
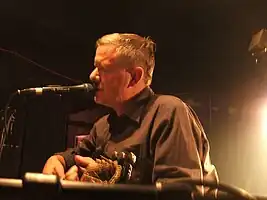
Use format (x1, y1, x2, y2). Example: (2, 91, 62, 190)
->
(83, 83, 96, 93)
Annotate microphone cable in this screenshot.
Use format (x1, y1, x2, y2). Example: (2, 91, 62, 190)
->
(0, 47, 82, 84)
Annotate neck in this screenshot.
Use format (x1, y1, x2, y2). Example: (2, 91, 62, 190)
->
(114, 104, 124, 116)
(112, 85, 147, 116)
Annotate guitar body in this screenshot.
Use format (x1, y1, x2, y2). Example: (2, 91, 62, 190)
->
(80, 151, 136, 184)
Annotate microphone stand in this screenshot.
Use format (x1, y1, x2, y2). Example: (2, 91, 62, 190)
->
(17, 97, 29, 178)
(10, 93, 69, 178)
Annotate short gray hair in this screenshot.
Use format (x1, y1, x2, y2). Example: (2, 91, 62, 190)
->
(96, 33, 156, 85)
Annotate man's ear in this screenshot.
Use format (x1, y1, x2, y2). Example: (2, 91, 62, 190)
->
(128, 66, 144, 87)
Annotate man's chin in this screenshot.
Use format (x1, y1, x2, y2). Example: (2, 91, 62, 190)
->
(95, 97, 115, 109)
(94, 96, 102, 104)
(94, 91, 102, 103)
(94, 96, 107, 106)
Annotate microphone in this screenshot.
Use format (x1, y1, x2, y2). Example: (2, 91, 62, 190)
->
(16, 83, 96, 95)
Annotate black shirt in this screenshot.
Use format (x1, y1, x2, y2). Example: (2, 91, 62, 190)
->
(59, 87, 218, 185)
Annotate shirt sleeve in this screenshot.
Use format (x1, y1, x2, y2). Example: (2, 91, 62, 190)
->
(150, 97, 211, 184)
(56, 125, 97, 171)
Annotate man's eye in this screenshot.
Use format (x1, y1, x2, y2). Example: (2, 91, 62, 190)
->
(99, 67, 114, 74)
(98, 68, 106, 73)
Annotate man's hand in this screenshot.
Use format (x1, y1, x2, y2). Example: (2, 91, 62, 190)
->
(64, 165, 79, 181)
(42, 155, 65, 178)
(62, 155, 98, 181)
(74, 155, 98, 169)
(43, 155, 97, 181)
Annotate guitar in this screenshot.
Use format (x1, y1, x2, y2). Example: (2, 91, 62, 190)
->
(80, 151, 136, 184)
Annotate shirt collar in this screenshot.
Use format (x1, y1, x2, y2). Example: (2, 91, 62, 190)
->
(122, 86, 154, 124)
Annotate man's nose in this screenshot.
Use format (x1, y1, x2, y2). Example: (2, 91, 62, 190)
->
(89, 68, 100, 83)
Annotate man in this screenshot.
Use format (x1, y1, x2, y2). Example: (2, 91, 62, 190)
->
(43, 33, 218, 186)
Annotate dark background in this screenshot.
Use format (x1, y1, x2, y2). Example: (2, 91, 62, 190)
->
(1, 0, 267, 196)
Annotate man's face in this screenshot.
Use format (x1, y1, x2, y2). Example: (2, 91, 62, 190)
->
(89, 45, 132, 107)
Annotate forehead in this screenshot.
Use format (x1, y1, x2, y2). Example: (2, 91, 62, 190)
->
(94, 45, 117, 66)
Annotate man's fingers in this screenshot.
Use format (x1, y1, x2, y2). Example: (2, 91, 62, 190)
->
(65, 172, 79, 181)
(74, 155, 96, 168)
(78, 166, 86, 174)
(54, 164, 65, 178)
(65, 165, 78, 177)
(43, 156, 65, 178)
(64, 165, 79, 181)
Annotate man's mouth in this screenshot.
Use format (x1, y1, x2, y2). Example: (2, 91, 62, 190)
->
(92, 83, 102, 91)
(96, 87, 103, 91)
